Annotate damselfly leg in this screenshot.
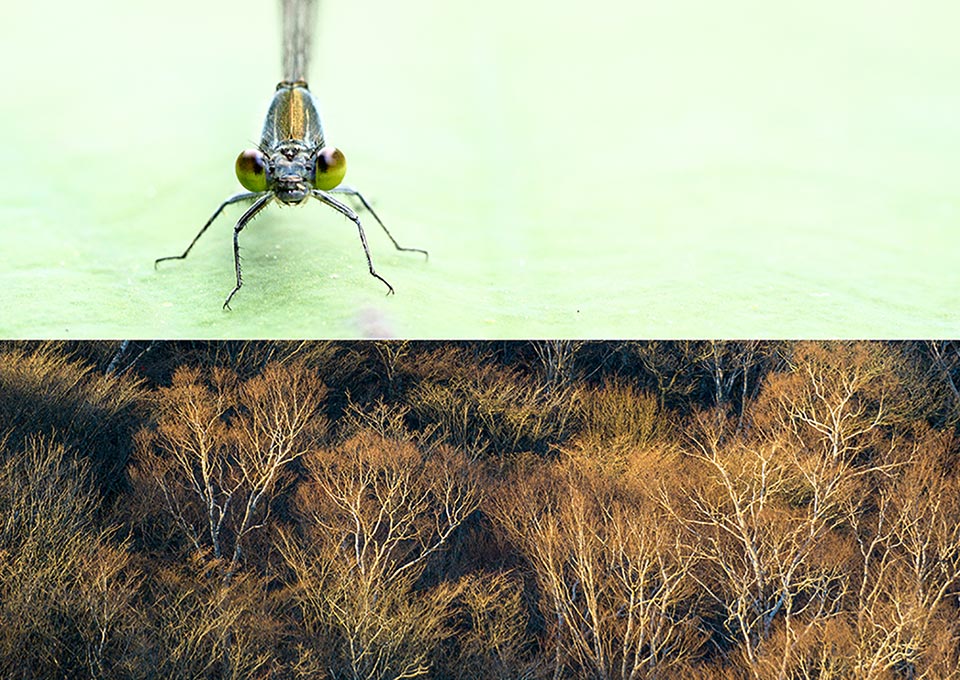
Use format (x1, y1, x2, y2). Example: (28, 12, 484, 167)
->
(331, 185, 429, 259)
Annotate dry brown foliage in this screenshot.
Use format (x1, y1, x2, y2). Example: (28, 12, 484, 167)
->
(563, 378, 679, 482)
(408, 347, 579, 457)
(4, 341, 960, 679)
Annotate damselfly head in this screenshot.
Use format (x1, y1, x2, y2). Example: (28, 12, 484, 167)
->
(271, 149, 314, 204)
(235, 140, 345, 202)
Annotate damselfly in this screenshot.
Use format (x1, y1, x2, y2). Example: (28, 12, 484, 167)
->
(155, 0, 426, 309)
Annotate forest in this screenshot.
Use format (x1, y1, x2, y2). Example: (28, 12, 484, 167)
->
(1, 340, 959, 679)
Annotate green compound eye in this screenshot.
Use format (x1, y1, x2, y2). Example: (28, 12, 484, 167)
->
(314, 146, 346, 190)
(236, 149, 268, 192)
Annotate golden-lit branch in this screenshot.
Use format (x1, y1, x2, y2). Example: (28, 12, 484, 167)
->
(282, 433, 481, 680)
(140, 363, 327, 578)
(495, 464, 702, 679)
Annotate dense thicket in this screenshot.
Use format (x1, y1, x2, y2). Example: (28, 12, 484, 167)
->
(1, 341, 959, 679)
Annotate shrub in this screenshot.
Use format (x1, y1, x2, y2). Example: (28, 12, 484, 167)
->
(408, 347, 579, 457)
(0, 343, 143, 497)
(0, 436, 139, 678)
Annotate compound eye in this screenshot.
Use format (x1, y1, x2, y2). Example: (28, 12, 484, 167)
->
(235, 149, 268, 192)
(314, 146, 346, 190)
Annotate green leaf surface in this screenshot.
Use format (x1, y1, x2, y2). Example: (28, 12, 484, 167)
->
(2, 0, 958, 338)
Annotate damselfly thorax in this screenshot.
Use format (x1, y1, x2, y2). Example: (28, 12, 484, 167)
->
(236, 80, 345, 206)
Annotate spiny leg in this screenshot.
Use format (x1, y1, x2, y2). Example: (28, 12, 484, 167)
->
(331, 184, 428, 259)
(313, 190, 395, 295)
(155, 192, 262, 267)
(223, 194, 274, 310)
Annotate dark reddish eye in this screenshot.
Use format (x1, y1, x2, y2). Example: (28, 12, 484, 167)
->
(235, 149, 268, 192)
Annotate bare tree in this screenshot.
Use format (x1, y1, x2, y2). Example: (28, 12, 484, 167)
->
(148, 555, 281, 680)
(373, 340, 412, 395)
(76, 541, 142, 679)
(495, 463, 703, 680)
(0, 436, 139, 679)
(926, 340, 960, 422)
(137, 362, 328, 579)
(531, 340, 583, 390)
(281, 432, 481, 680)
(672, 411, 859, 675)
(842, 432, 960, 679)
(625, 341, 711, 410)
(454, 571, 536, 680)
(755, 342, 901, 462)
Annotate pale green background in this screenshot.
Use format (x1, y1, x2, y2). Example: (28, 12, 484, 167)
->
(1, 1, 958, 338)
